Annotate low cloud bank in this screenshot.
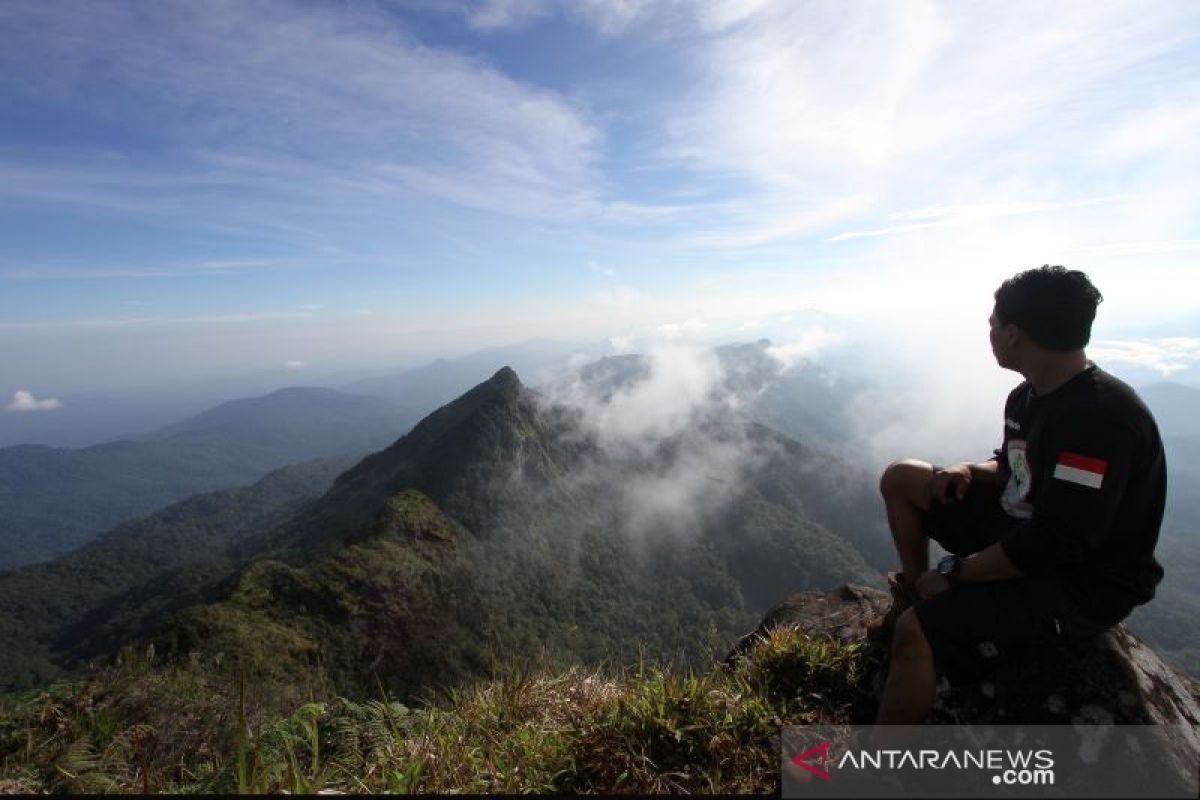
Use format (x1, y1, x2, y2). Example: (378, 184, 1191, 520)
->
(4, 390, 63, 413)
(1090, 337, 1200, 378)
(535, 332, 846, 543)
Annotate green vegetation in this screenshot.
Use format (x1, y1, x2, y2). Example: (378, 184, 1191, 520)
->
(0, 457, 351, 691)
(0, 365, 895, 791)
(149, 489, 488, 702)
(0, 626, 868, 794)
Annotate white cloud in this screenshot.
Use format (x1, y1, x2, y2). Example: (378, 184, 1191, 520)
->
(656, 319, 707, 340)
(608, 335, 634, 351)
(660, 0, 1200, 248)
(1091, 104, 1200, 162)
(1064, 240, 1200, 258)
(3, 256, 296, 282)
(766, 328, 840, 371)
(0, 312, 312, 331)
(599, 343, 721, 444)
(4, 390, 63, 413)
(285, 360, 308, 369)
(618, 430, 758, 537)
(572, 0, 661, 36)
(588, 260, 618, 279)
(688, 192, 875, 249)
(542, 342, 724, 451)
(459, 0, 663, 37)
(535, 340, 767, 539)
(464, 0, 553, 31)
(0, 1, 603, 228)
(667, 0, 954, 182)
(830, 200, 1070, 241)
(1090, 338, 1200, 377)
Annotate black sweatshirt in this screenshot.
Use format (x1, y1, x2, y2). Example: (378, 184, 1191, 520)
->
(993, 363, 1166, 626)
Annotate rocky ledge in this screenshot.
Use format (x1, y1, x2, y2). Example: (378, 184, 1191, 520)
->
(727, 584, 1200, 780)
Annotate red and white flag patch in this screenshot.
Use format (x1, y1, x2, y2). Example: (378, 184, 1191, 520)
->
(1053, 452, 1107, 489)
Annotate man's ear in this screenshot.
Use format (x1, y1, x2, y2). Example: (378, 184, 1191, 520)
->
(1004, 323, 1021, 347)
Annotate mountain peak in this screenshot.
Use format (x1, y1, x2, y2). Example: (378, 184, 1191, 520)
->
(306, 364, 547, 544)
(488, 365, 520, 388)
(447, 365, 522, 412)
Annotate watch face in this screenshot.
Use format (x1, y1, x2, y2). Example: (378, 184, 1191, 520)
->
(938, 555, 957, 576)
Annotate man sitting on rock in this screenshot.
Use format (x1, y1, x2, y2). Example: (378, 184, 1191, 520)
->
(868, 265, 1167, 725)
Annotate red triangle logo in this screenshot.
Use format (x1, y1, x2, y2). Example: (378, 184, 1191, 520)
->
(791, 740, 833, 780)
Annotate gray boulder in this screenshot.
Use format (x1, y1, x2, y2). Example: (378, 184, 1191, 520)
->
(728, 584, 1200, 782)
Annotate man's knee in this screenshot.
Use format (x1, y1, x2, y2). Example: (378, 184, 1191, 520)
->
(880, 459, 934, 500)
(891, 608, 932, 662)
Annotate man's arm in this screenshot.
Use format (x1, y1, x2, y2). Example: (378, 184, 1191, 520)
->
(916, 458, 1025, 594)
(965, 457, 1008, 487)
(932, 457, 1009, 502)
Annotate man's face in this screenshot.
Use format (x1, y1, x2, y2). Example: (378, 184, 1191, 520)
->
(989, 310, 1014, 369)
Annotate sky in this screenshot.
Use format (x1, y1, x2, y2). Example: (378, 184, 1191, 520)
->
(2, 0, 1199, 414)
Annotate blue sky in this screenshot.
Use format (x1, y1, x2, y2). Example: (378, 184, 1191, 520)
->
(2, 0, 1199, 401)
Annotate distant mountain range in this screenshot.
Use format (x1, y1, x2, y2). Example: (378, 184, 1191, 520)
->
(0, 339, 869, 570)
(566, 340, 870, 455)
(339, 338, 595, 410)
(0, 387, 420, 569)
(151, 365, 890, 700)
(1139, 381, 1200, 439)
(0, 339, 591, 449)
(0, 365, 891, 699)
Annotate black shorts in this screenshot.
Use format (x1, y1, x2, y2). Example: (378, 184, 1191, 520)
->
(912, 484, 1108, 684)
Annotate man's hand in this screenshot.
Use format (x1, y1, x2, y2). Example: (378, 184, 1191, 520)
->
(914, 569, 952, 600)
(931, 463, 971, 503)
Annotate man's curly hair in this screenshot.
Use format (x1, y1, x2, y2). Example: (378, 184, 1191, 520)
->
(994, 265, 1103, 351)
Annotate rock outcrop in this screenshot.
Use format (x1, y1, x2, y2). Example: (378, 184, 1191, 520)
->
(729, 584, 1200, 781)
(726, 584, 891, 658)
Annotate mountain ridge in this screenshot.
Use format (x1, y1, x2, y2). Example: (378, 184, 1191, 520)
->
(0, 386, 419, 569)
(0, 456, 351, 691)
(132, 365, 883, 702)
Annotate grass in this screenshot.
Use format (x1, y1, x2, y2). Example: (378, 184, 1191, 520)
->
(0, 626, 868, 794)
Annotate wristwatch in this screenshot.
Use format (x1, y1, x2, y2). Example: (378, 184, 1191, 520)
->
(936, 554, 963, 582)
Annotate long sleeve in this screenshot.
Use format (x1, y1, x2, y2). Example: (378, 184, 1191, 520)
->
(999, 412, 1138, 574)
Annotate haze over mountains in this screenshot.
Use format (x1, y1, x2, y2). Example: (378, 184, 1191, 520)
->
(0, 338, 1197, 698)
(0, 339, 600, 450)
(0, 340, 603, 569)
(0, 387, 420, 569)
(0, 338, 866, 570)
(0, 355, 889, 700)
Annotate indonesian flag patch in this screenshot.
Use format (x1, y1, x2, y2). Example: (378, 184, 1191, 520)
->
(1053, 451, 1108, 489)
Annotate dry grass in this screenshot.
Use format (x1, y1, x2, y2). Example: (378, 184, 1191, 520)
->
(1, 628, 867, 794)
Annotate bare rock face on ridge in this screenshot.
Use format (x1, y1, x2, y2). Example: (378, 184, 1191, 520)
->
(728, 585, 1200, 781)
(725, 584, 891, 657)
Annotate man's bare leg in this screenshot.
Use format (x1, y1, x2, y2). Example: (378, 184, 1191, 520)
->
(879, 459, 936, 592)
(874, 608, 937, 724)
